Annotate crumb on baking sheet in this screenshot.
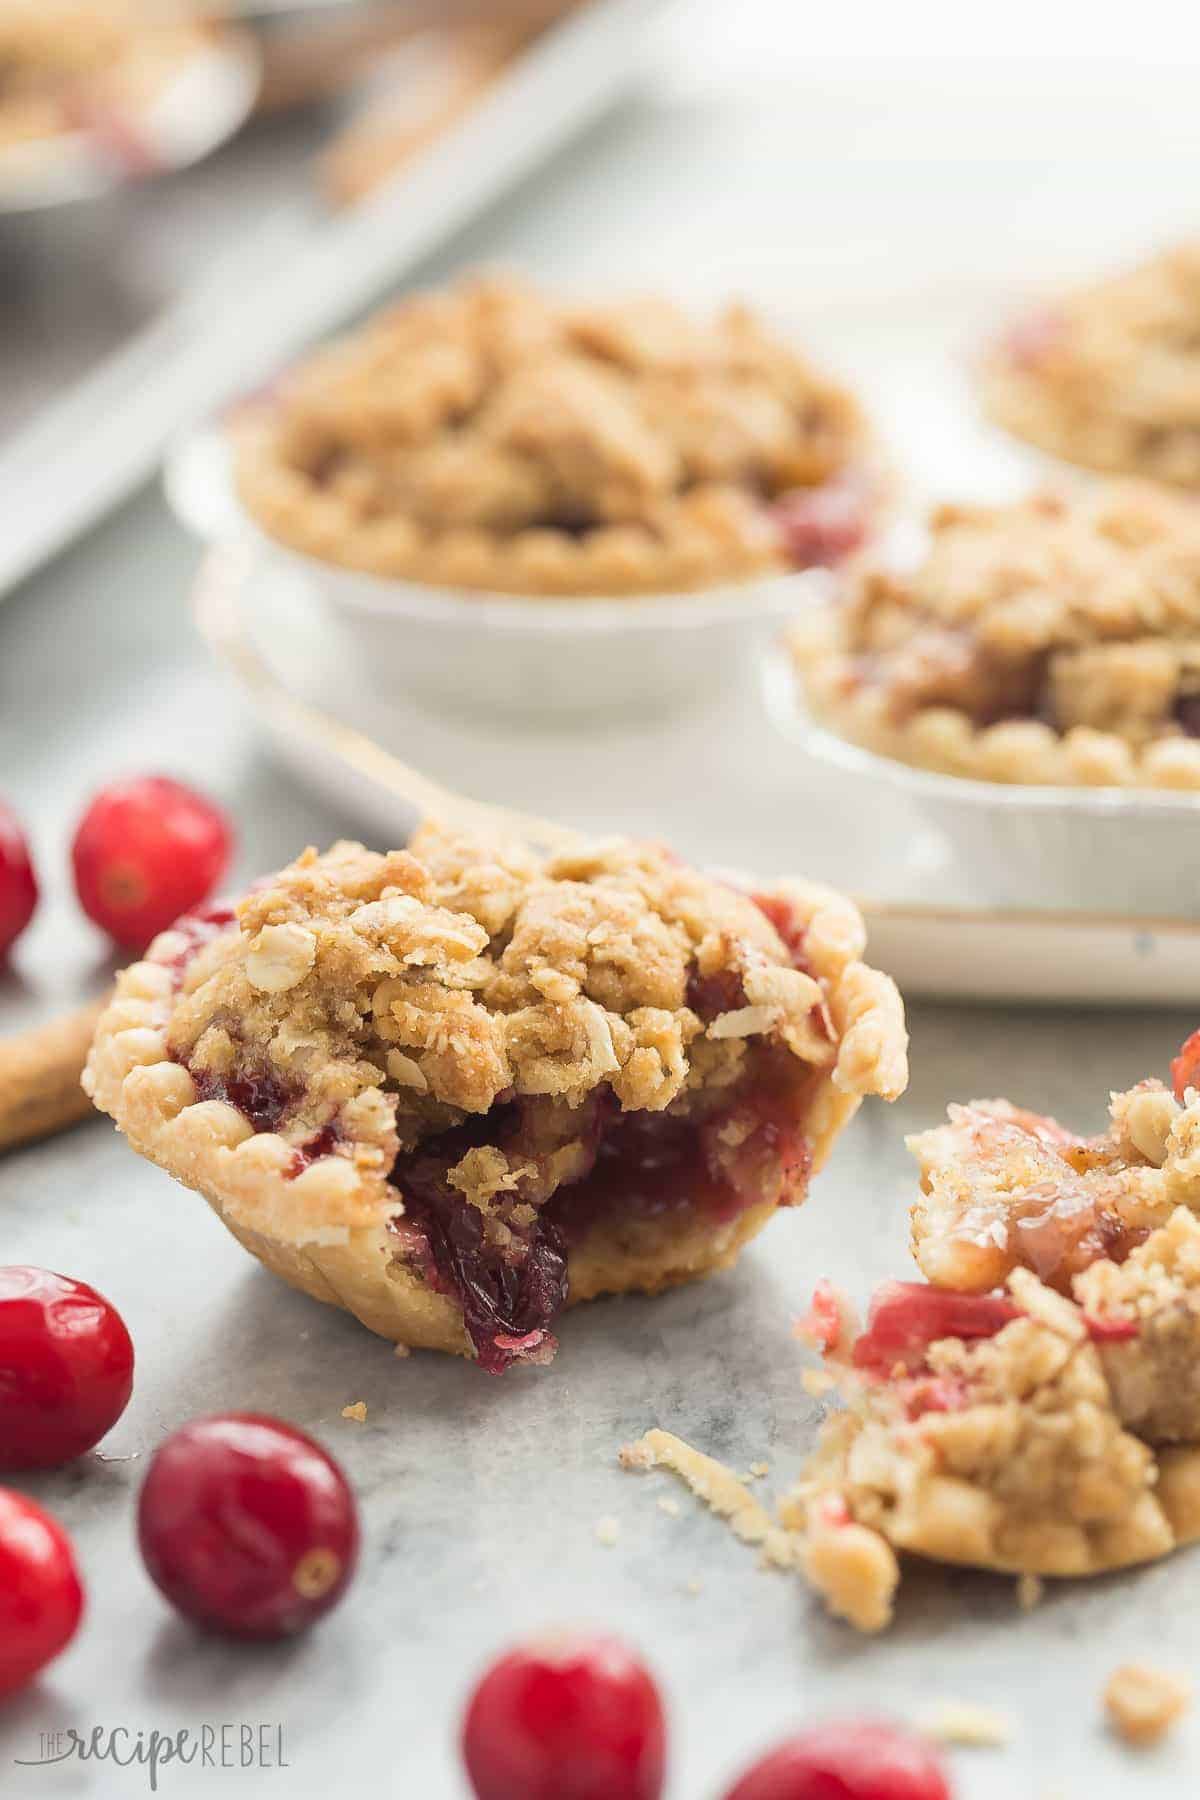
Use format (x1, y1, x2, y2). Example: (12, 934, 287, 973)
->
(685, 1577, 703, 1595)
(341, 1401, 368, 1423)
(749, 1461, 770, 1478)
(1017, 1572, 1044, 1611)
(1103, 1663, 1191, 1745)
(657, 1496, 681, 1518)
(620, 1428, 798, 1569)
(595, 1515, 621, 1547)
(917, 1701, 1011, 1748)
(392, 1342, 410, 1358)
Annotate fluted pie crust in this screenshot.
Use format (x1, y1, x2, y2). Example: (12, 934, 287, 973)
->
(84, 823, 906, 1370)
(234, 275, 875, 598)
(792, 481, 1200, 789)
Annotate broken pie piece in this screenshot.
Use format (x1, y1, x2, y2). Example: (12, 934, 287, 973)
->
(982, 241, 1200, 488)
(791, 480, 1200, 788)
(787, 1263, 1200, 1632)
(234, 274, 879, 597)
(83, 823, 906, 1374)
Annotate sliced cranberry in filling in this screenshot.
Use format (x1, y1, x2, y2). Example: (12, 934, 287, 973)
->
(773, 476, 870, 571)
(851, 1281, 1018, 1375)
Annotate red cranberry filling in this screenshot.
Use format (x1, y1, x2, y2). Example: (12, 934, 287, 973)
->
(391, 1112, 569, 1377)
(192, 1064, 297, 1136)
(773, 476, 871, 571)
(1175, 695, 1200, 739)
(1172, 1029, 1200, 1102)
(162, 902, 238, 988)
(851, 1281, 1019, 1375)
(750, 892, 811, 971)
(686, 964, 747, 1021)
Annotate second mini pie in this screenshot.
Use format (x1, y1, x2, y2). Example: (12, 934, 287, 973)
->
(234, 275, 878, 597)
(792, 479, 1200, 788)
(84, 823, 907, 1373)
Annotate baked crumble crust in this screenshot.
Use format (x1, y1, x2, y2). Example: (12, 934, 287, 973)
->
(234, 274, 876, 597)
(1103, 1663, 1191, 1745)
(792, 481, 1200, 788)
(0, 2, 210, 149)
(982, 242, 1200, 487)
(786, 1265, 1200, 1632)
(84, 822, 906, 1372)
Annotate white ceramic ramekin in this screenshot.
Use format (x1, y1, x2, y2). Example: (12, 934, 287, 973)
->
(166, 425, 842, 725)
(763, 650, 1200, 919)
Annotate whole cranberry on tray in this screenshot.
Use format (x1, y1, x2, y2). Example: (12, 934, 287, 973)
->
(72, 775, 233, 951)
(462, 1630, 667, 1800)
(0, 801, 38, 961)
(138, 1414, 359, 1639)
(0, 1490, 85, 1698)
(0, 1266, 134, 1470)
(722, 1720, 954, 1800)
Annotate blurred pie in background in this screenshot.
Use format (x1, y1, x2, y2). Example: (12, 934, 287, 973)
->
(0, 1, 214, 151)
(983, 241, 1200, 488)
(234, 273, 880, 598)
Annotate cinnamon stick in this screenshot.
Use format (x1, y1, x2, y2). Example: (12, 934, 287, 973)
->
(0, 999, 107, 1156)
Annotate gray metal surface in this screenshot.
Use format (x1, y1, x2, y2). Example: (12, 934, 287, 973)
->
(3, 51, 1200, 1800)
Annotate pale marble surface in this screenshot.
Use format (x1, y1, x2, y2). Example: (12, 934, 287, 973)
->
(4, 24, 1200, 1799)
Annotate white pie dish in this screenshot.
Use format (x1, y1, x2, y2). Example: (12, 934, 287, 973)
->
(763, 648, 1200, 918)
(165, 422, 848, 725)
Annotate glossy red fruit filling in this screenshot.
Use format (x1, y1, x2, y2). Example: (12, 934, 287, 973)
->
(0, 1490, 85, 1698)
(160, 901, 239, 987)
(774, 477, 871, 571)
(851, 1282, 1018, 1375)
(192, 1063, 298, 1136)
(751, 892, 811, 970)
(461, 1631, 666, 1800)
(137, 1414, 359, 1640)
(0, 1267, 134, 1471)
(72, 775, 233, 951)
(396, 1112, 569, 1376)
(0, 802, 38, 961)
(721, 1720, 953, 1800)
(1172, 1029, 1200, 1103)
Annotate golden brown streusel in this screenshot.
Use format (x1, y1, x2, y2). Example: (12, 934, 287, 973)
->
(85, 821, 906, 1370)
(792, 481, 1200, 787)
(983, 242, 1200, 487)
(234, 274, 872, 596)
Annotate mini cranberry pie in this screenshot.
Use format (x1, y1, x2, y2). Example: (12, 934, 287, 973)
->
(982, 241, 1200, 487)
(235, 275, 879, 598)
(84, 824, 907, 1373)
(792, 480, 1200, 788)
(0, 2, 209, 151)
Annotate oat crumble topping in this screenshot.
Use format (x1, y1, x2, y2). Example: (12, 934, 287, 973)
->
(235, 274, 875, 597)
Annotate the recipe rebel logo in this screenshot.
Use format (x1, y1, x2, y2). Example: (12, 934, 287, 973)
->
(15, 1722, 290, 1790)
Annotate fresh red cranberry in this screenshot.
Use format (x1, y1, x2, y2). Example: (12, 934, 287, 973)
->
(851, 1282, 1018, 1374)
(462, 1631, 666, 1800)
(1172, 1029, 1200, 1103)
(72, 776, 233, 951)
(0, 1490, 85, 1698)
(137, 1414, 359, 1639)
(722, 1720, 953, 1800)
(774, 478, 870, 570)
(0, 803, 38, 961)
(0, 1267, 134, 1471)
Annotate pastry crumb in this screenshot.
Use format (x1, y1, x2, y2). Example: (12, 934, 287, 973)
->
(392, 1342, 410, 1359)
(1104, 1663, 1191, 1745)
(749, 1460, 770, 1478)
(621, 1429, 797, 1569)
(802, 1368, 836, 1398)
(1016, 1572, 1044, 1612)
(595, 1515, 621, 1547)
(685, 1577, 704, 1595)
(656, 1496, 681, 1518)
(340, 1401, 368, 1423)
(917, 1701, 1011, 1748)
